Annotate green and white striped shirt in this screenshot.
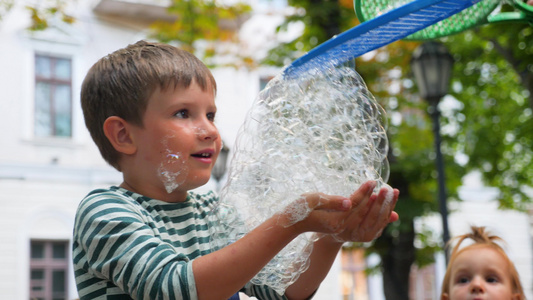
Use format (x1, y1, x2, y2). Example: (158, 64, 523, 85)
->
(72, 186, 286, 300)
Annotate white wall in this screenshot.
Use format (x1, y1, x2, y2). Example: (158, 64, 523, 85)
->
(0, 178, 117, 299)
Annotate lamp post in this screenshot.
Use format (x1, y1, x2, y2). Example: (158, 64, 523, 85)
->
(212, 143, 230, 191)
(410, 41, 454, 264)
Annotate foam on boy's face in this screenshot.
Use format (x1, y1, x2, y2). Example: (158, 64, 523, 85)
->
(156, 127, 222, 194)
(157, 136, 189, 193)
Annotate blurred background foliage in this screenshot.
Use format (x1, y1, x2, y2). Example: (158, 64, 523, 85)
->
(149, 0, 252, 67)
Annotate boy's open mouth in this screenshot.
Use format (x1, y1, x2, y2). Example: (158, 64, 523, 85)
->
(192, 153, 212, 158)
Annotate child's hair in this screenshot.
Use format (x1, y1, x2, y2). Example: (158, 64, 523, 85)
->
(441, 226, 525, 299)
(81, 40, 217, 171)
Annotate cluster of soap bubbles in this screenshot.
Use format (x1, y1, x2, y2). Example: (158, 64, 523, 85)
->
(209, 64, 389, 295)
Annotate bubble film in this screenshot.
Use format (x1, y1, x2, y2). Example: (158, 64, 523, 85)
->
(158, 151, 188, 193)
(209, 65, 389, 294)
(158, 136, 188, 194)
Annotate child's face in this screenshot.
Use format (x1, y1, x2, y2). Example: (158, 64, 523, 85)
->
(443, 247, 520, 300)
(130, 80, 221, 200)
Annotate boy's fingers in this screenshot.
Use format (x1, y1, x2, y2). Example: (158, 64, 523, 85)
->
(321, 196, 352, 211)
(389, 211, 399, 223)
(335, 186, 400, 242)
(350, 181, 376, 206)
(385, 189, 400, 223)
(340, 193, 376, 236)
(389, 189, 400, 223)
(305, 193, 352, 211)
(339, 182, 381, 233)
(359, 186, 395, 229)
(369, 187, 399, 230)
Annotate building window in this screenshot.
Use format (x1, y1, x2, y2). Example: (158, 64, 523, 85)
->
(34, 55, 72, 138)
(29, 240, 69, 300)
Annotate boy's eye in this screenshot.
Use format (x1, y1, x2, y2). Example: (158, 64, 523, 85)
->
(207, 112, 216, 122)
(175, 110, 189, 119)
(486, 276, 499, 283)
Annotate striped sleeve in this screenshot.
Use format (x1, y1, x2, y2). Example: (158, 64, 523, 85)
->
(241, 282, 289, 300)
(72, 191, 198, 300)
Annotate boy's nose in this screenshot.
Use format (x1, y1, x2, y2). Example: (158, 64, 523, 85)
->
(195, 121, 218, 140)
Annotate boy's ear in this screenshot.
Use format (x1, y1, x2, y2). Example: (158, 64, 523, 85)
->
(441, 293, 449, 300)
(512, 293, 522, 300)
(103, 116, 137, 155)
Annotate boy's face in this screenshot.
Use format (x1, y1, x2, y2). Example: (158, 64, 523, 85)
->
(442, 247, 520, 300)
(129, 80, 221, 201)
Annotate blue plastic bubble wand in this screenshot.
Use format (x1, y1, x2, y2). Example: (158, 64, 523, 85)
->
(283, 0, 483, 80)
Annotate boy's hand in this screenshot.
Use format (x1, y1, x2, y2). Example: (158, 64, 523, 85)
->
(277, 181, 398, 240)
(332, 181, 399, 243)
(278, 193, 353, 235)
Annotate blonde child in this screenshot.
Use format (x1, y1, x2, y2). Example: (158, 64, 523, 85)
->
(441, 226, 525, 300)
(73, 40, 399, 300)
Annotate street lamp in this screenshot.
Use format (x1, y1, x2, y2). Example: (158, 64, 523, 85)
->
(212, 143, 230, 191)
(410, 41, 454, 264)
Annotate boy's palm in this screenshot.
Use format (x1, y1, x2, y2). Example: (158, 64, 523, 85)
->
(282, 193, 353, 235)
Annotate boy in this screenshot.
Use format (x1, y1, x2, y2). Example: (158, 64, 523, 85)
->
(73, 40, 399, 300)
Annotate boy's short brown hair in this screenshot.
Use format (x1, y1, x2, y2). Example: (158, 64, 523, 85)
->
(81, 40, 217, 171)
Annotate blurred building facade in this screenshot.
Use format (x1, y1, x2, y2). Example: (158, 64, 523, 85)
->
(0, 0, 530, 299)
